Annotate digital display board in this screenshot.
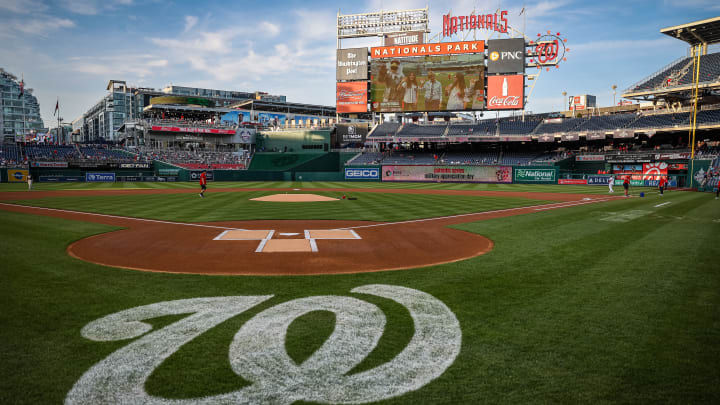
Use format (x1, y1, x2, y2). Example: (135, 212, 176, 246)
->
(370, 54, 485, 112)
(336, 82, 368, 113)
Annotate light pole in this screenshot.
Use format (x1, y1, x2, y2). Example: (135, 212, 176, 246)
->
(612, 85, 617, 107)
(561, 91, 567, 113)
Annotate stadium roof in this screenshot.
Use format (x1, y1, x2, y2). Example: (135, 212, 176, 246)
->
(660, 16, 720, 46)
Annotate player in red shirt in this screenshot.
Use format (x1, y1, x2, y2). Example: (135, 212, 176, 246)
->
(658, 177, 667, 196)
(623, 176, 630, 197)
(199, 170, 207, 198)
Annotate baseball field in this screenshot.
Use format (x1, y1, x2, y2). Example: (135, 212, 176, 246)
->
(1, 181, 719, 404)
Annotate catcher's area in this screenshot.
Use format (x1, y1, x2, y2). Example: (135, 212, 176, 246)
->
(0, 188, 619, 275)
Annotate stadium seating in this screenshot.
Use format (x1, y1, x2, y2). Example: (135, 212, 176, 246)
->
(24, 145, 79, 161)
(396, 123, 448, 137)
(382, 152, 438, 165)
(0, 145, 23, 167)
(625, 112, 689, 129)
(443, 151, 498, 165)
(574, 114, 637, 131)
(135, 147, 249, 169)
(533, 117, 583, 134)
(628, 52, 720, 92)
(370, 122, 401, 137)
(497, 119, 541, 135)
(350, 151, 386, 165)
(447, 121, 497, 136)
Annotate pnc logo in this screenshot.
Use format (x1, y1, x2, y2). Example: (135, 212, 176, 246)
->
(490, 51, 500, 61)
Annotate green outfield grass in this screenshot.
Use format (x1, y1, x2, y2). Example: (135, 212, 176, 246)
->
(0, 180, 659, 195)
(1, 185, 718, 404)
(6, 189, 551, 222)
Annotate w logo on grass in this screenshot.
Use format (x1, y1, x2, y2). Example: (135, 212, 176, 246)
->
(67, 284, 462, 404)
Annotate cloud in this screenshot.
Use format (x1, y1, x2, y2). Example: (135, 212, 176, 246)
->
(570, 38, 679, 53)
(57, 0, 135, 15)
(68, 54, 168, 78)
(0, 16, 75, 38)
(260, 21, 280, 36)
(184, 15, 198, 32)
(0, 0, 48, 13)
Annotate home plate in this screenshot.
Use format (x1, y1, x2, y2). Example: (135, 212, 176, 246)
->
(261, 239, 313, 252)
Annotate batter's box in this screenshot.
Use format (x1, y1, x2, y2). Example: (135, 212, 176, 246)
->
(262, 239, 313, 253)
(214, 230, 274, 240)
(306, 230, 361, 240)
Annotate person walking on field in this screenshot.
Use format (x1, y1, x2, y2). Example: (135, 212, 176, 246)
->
(199, 170, 207, 198)
(623, 175, 630, 197)
(658, 177, 667, 196)
(608, 175, 614, 193)
(27, 174, 32, 191)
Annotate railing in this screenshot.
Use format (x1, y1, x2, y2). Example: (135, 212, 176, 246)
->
(623, 56, 687, 95)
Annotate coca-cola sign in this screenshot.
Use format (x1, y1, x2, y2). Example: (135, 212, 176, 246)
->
(487, 75, 524, 110)
(488, 96, 521, 107)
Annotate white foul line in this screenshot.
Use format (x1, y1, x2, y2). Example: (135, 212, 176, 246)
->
(0, 202, 244, 231)
(333, 196, 622, 230)
(654, 202, 672, 207)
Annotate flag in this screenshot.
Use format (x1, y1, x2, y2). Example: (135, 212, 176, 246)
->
(54, 99, 59, 116)
(18, 78, 24, 99)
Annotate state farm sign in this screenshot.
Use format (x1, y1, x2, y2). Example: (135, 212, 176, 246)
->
(487, 75, 524, 110)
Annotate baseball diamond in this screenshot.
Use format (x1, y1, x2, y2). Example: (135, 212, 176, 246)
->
(3, 4, 720, 404)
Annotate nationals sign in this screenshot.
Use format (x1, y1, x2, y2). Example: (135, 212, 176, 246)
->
(487, 75, 524, 110)
(371, 40, 484, 58)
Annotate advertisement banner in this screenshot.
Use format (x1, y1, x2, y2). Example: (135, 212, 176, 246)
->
(575, 155, 605, 161)
(189, 170, 214, 181)
(39, 176, 84, 182)
(587, 176, 612, 185)
(371, 40, 485, 58)
(31, 161, 68, 168)
(382, 165, 512, 183)
(487, 74, 524, 110)
(370, 54, 485, 112)
(337, 123, 369, 143)
(487, 38, 525, 74)
(558, 179, 587, 185)
(561, 134, 579, 142)
(585, 132, 606, 141)
(336, 82, 368, 113)
(258, 112, 286, 127)
(119, 163, 151, 169)
(158, 169, 180, 176)
(538, 134, 555, 142)
(384, 31, 424, 46)
(150, 126, 235, 135)
(513, 168, 557, 183)
(344, 167, 380, 180)
(85, 172, 115, 182)
(337, 48, 368, 81)
(7, 169, 29, 183)
(642, 162, 668, 180)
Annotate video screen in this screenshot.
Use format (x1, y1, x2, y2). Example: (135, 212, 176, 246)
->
(370, 54, 485, 113)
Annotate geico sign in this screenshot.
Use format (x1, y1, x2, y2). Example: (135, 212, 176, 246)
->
(490, 50, 523, 61)
(489, 96, 521, 107)
(345, 168, 379, 178)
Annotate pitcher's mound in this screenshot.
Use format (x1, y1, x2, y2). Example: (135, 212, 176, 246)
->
(251, 193, 339, 202)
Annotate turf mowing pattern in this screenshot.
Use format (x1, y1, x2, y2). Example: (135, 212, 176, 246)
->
(1, 184, 718, 404)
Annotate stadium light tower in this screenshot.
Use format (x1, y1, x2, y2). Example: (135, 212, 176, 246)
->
(612, 84, 617, 106)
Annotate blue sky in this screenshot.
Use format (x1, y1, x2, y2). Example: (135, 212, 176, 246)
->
(1, 0, 717, 126)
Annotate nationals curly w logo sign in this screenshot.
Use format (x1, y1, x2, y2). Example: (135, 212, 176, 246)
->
(67, 284, 462, 404)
